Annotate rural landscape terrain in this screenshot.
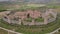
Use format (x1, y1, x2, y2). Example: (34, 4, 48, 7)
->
(0, 0, 60, 34)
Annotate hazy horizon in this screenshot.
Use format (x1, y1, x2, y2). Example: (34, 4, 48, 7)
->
(0, 0, 9, 1)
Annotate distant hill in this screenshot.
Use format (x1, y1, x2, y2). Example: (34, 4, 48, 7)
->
(9, 0, 60, 4)
(0, 0, 60, 5)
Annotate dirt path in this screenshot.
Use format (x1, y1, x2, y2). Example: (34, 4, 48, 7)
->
(47, 28, 60, 34)
(0, 27, 22, 34)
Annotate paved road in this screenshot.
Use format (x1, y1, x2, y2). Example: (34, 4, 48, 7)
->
(0, 27, 22, 34)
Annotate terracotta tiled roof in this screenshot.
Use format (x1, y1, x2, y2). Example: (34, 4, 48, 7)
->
(5, 10, 42, 19)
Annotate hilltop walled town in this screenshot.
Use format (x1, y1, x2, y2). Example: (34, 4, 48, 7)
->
(0, 8, 57, 25)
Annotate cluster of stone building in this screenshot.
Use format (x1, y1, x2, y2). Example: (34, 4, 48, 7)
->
(1, 8, 57, 25)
